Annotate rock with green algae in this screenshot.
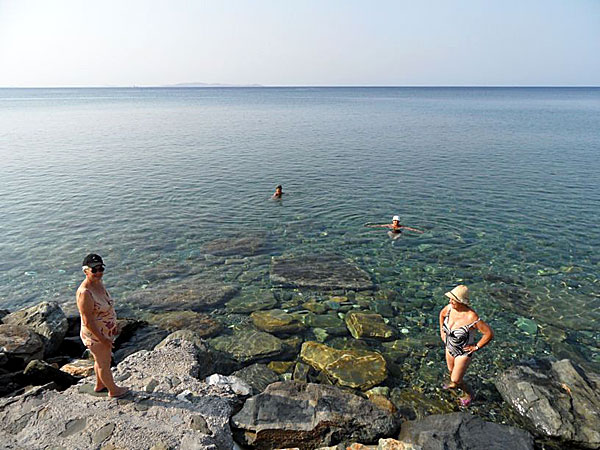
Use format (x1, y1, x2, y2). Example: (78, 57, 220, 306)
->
(303, 313, 348, 336)
(144, 310, 222, 338)
(209, 330, 285, 363)
(302, 300, 328, 314)
(267, 360, 295, 374)
(300, 341, 387, 390)
(225, 290, 277, 313)
(514, 317, 538, 335)
(390, 387, 456, 420)
(345, 311, 395, 340)
(250, 309, 305, 335)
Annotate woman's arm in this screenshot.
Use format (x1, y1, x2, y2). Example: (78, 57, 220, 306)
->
(465, 319, 493, 353)
(365, 224, 392, 228)
(400, 226, 424, 234)
(77, 291, 113, 347)
(439, 305, 448, 343)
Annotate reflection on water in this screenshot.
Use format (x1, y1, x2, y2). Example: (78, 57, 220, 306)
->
(1, 87, 599, 419)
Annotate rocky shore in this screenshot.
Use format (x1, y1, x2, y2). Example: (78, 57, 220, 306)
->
(1, 298, 599, 449)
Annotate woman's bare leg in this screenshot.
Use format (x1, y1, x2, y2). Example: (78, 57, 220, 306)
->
(89, 342, 127, 397)
(444, 351, 458, 388)
(451, 355, 473, 401)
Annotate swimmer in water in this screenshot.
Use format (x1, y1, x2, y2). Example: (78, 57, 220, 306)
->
(271, 185, 284, 199)
(365, 215, 423, 238)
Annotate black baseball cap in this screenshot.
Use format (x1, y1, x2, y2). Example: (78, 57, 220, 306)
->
(82, 253, 104, 268)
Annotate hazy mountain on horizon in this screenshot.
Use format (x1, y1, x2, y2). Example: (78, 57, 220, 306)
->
(164, 82, 263, 87)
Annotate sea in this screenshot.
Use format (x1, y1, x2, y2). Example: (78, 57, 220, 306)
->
(1, 87, 599, 418)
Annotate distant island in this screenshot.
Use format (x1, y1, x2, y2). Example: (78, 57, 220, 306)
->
(163, 82, 263, 87)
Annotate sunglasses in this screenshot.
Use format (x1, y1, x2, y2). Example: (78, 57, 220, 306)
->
(90, 266, 105, 273)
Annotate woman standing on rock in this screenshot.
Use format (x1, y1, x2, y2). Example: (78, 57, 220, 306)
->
(76, 253, 129, 399)
(439, 285, 493, 406)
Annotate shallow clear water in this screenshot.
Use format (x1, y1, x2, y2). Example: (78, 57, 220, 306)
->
(1, 87, 600, 416)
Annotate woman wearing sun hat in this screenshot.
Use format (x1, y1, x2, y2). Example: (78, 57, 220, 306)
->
(76, 253, 129, 399)
(438, 284, 493, 406)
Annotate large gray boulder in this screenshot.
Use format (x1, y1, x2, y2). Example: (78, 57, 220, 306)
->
(231, 380, 399, 449)
(0, 340, 244, 450)
(398, 412, 534, 450)
(2, 301, 68, 357)
(0, 324, 45, 368)
(495, 358, 600, 449)
(270, 255, 374, 291)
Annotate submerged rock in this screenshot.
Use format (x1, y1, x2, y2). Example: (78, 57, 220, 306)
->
(201, 234, 267, 256)
(250, 309, 305, 335)
(300, 341, 387, 390)
(495, 358, 600, 449)
(345, 311, 395, 340)
(226, 290, 277, 313)
(303, 313, 348, 336)
(2, 301, 68, 357)
(398, 412, 534, 450)
(0, 340, 243, 450)
(209, 330, 286, 364)
(145, 310, 222, 338)
(125, 282, 239, 312)
(231, 381, 399, 449)
(270, 255, 374, 291)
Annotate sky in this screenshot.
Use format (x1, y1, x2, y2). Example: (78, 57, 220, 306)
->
(0, 0, 599, 87)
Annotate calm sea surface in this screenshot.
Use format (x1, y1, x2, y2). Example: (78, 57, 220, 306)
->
(1, 87, 599, 416)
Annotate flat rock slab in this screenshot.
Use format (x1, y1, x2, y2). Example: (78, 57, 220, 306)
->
(495, 358, 600, 449)
(125, 282, 239, 312)
(270, 255, 374, 291)
(300, 341, 387, 390)
(345, 312, 395, 340)
(0, 340, 243, 450)
(398, 412, 534, 450)
(231, 381, 399, 449)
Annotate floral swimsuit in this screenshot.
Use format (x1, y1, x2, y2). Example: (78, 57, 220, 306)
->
(79, 288, 117, 348)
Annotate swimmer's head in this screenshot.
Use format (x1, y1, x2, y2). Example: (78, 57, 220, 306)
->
(275, 185, 282, 193)
(392, 215, 400, 223)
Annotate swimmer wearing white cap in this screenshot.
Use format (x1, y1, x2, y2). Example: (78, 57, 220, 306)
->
(365, 215, 423, 238)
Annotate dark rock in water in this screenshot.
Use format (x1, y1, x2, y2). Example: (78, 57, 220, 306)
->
(231, 380, 399, 449)
(398, 412, 534, 450)
(303, 313, 348, 336)
(145, 310, 222, 338)
(113, 325, 169, 364)
(0, 309, 10, 321)
(209, 330, 286, 364)
(23, 359, 78, 390)
(231, 364, 280, 394)
(270, 255, 374, 291)
(0, 324, 45, 369)
(495, 358, 600, 449)
(201, 235, 267, 256)
(3, 302, 68, 357)
(225, 290, 278, 313)
(389, 387, 455, 420)
(125, 283, 239, 312)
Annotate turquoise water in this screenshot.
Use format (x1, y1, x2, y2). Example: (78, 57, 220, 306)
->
(1, 87, 600, 417)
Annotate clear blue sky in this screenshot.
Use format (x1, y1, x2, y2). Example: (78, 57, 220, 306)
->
(0, 0, 598, 87)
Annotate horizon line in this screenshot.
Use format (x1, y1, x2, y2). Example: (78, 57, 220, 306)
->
(1, 84, 599, 89)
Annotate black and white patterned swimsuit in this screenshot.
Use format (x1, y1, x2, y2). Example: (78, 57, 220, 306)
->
(443, 306, 480, 357)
